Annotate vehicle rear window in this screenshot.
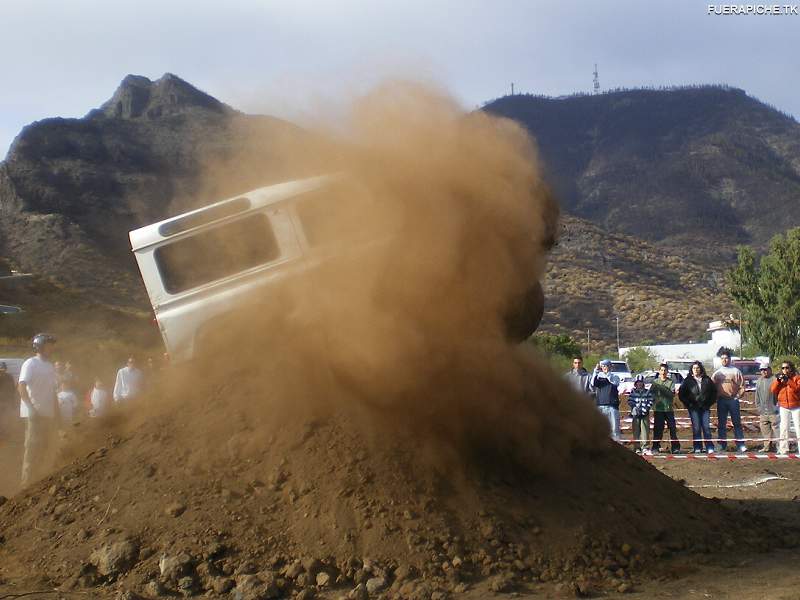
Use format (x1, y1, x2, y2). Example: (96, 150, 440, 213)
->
(154, 213, 280, 294)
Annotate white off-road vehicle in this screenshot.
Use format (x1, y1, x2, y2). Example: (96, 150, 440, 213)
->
(130, 175, 545, 362)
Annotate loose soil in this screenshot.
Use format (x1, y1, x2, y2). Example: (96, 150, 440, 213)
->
(0, 369, 798, 600)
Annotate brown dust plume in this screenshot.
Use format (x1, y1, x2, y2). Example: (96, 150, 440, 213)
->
(177, 81, 609, 472)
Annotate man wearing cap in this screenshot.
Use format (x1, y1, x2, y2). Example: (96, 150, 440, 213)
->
(755, 362, 779, 453)
(590, 359, 621, 441)
(18, 333, 59, 486)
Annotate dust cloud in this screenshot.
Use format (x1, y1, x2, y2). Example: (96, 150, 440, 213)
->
(3, 82, 608, 495)
(173, 81, 609, 472)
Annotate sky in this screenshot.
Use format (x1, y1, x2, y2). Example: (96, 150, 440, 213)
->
(1, 0, 798, 157)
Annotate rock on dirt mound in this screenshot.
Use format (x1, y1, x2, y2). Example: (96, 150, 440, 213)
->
(0, 373, 775, 599)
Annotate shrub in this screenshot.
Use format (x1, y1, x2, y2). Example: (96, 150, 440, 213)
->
(623, 346, 659, 373)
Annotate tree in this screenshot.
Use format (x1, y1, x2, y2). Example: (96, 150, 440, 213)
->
(526, 333, 582, 359)
(727, 228, 800, 358)
(623, 346, 659, 373)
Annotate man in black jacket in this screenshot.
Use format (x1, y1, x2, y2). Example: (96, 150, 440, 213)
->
(590, 359, 621, 441)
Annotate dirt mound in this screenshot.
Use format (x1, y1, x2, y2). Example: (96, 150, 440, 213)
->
(0, 358, 772, 599)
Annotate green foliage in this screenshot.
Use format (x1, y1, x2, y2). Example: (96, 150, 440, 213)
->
(741, 341, 765, 358)
(773, 355, 800, 370)
(526, 333, 582, 359)
(526, 333, 596, 373)
(727, 229, 800, 358)
(623, 346, 659, 373)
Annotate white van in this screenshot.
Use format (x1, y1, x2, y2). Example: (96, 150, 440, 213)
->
(129, 175, 355, 362)
(130, 175, 546, 362)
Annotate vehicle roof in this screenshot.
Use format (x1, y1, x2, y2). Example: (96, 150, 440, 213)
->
(128, 174, 335, 252)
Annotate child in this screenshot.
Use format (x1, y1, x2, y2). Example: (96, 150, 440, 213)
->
(57, 381, 79, 425)
(628, 375, 654, 455)
(89, 378, 111, 418)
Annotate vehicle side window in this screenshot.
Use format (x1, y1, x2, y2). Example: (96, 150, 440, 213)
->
(154, 213, 280, 294)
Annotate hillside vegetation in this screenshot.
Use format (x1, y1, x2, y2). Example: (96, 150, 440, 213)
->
(485, 86, 800, 265)
(541, 215, 734, 351)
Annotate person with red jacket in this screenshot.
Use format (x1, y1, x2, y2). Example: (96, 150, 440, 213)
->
(770, 360, 800, 454)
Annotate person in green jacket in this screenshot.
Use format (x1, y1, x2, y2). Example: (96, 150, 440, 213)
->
(650, 363, 681, 453)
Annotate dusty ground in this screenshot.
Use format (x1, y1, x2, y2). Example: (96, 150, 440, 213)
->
(0, 394, 799, 600)
(0, 458, 798, 600)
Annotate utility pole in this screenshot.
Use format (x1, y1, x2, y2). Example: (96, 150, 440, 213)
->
(739, 313, 743, 357)
(615, 316, 620, 354)
(511, 82, 515, 95)
(593, 64, 600, 94)
(587, 329, 591, 357)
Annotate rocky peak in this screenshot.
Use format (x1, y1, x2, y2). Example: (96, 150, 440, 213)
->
(93, 73, 233, 120)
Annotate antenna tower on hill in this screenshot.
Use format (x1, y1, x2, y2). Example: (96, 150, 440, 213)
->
(593, 64, 600, 94)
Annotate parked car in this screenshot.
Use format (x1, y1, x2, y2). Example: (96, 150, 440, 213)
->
(619, 369, 684, 395)
(665, 360, 695, 379)
(732, 359, 761, 393)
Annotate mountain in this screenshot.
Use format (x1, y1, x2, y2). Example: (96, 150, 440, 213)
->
(0, 77, 789, 352)
(0, 73, 308, 309)
(540, 215, 734, 349)
(484, 86, 800, 264)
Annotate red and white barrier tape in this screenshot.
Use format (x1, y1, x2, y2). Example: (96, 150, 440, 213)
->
(643, 453, 800, 460)
(620, 436, 797, 444)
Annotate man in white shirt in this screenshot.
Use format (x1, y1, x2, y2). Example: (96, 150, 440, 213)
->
(18, 333, 59, 486)
(113, 356, 144, 404)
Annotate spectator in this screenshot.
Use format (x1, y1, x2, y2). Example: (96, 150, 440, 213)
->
(57, 381, 79, 426)
(89, 378, 111, 418)
(627, 374, 653, 454)
(564, 356, 591, 396)
(678, 361, 717, 453)
(0, 360, 16, 407)
(650, 363, 681, 453)
(0, 361, 17, 436)
(590, 359, 621, 441)
(62, 361, 78, 391)
(53, 361, 63, 382)
(713, 351, 747, 453)
(755, 362, 779, 453)
(113, 357, 144, 404)
(771, 360, 800, 455)
(18, 333, 59, 486)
